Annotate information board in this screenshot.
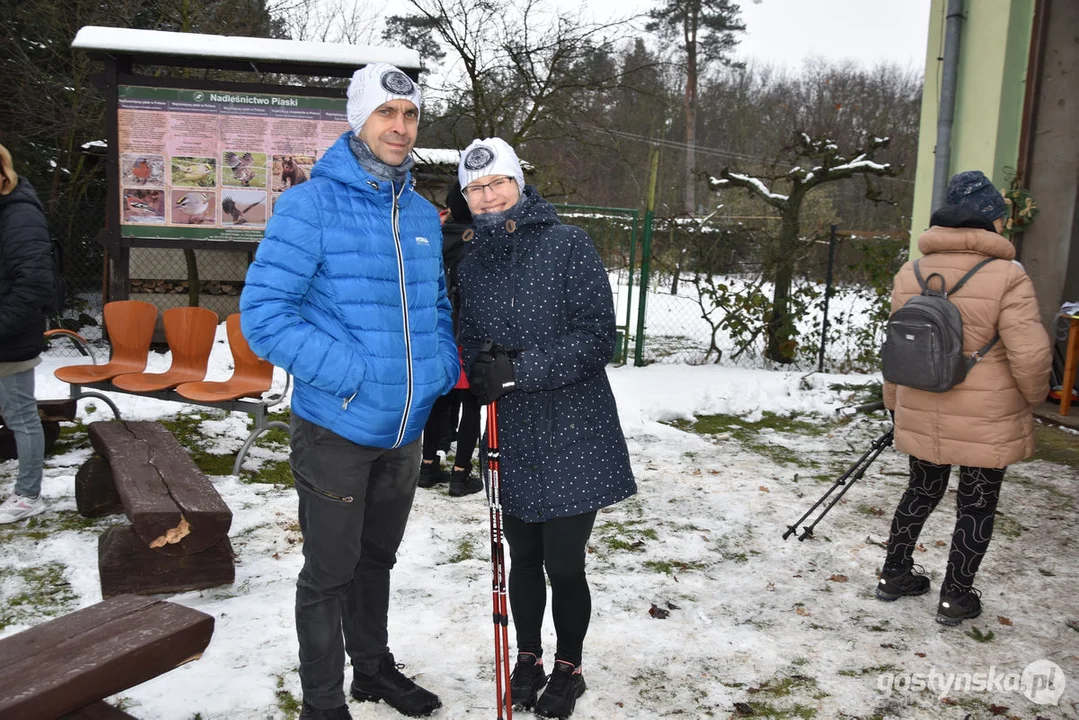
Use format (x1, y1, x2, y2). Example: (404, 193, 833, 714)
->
(117, 85, 349, 242)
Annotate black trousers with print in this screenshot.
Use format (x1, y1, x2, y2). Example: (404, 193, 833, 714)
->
(884, 456, 1005, 594)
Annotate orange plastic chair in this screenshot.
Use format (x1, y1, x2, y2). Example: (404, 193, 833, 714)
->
(176, 313, 290, 475)
(54, 300, 158, 385)
(175, 314, 275, 402)
(112, 306, 218, 392)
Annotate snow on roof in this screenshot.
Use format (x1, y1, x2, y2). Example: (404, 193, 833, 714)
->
(411, 147, 534, 170)
(71, 26, 421, 71)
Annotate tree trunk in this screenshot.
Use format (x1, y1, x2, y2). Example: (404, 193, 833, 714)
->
(683, 43, 698, 214)
(765, 205, 802, 363)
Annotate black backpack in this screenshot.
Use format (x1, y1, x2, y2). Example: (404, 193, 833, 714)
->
(881, 257, 999, 393)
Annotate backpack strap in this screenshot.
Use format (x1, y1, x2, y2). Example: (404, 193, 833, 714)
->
(966, 334, 1000, 372)
(947, 257, 997, 295)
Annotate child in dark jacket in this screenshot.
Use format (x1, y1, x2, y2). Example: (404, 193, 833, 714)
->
(419, 180, 483, 496)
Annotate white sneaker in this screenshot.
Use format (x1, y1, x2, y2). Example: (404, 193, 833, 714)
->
(0, 493, 46, 524)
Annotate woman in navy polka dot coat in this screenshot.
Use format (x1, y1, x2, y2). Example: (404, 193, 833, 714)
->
(456, 137, 636, 717)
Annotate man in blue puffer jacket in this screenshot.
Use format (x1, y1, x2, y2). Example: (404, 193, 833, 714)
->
(240, 64, 458, 720)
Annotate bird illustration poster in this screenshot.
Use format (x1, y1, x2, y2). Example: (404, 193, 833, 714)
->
(122, 189, 166, 223)
(116, 84, 350, 242)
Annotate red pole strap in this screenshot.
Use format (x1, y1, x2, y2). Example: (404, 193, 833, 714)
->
(487, 401, 513, 718)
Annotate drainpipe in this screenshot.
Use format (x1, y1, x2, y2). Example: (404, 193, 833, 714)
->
(931, 0, 964, 212)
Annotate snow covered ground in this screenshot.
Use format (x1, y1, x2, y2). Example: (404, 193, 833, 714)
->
(1, 331, 1077, 719)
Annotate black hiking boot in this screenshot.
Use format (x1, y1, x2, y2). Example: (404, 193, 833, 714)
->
(299, 702, 352, 720)
(534, 660, 586, 718)
(507, 652, 548, 710)
(449, 467, 483, 497)
(875, 563, 931, 601)
(350, 654, 442, 717)
(936, 587, 982, 626)
(418, 461, 448, 489)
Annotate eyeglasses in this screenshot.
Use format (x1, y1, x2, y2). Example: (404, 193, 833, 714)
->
(462, 176, 515, 199)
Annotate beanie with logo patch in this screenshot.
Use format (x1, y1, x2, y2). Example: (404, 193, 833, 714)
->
(346, 63, 422, 138)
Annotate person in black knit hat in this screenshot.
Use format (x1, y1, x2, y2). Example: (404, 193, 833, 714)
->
(418, 179, 483, 496)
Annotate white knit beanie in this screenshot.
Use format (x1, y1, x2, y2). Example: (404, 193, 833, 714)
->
(346, 63, 422, 137)
(458, 138, 525, 192)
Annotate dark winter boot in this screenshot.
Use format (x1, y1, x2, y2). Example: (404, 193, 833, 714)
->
(449, 467, 483, 497)
(507, 652, 548, 710)
(299, 702, 352, 720)
(875, 563, 931, 601)
(534, 660, 586, 718)
(350, 654, 442, 717)
(417, 461, 448, 489)
(936, 587, 982, 626)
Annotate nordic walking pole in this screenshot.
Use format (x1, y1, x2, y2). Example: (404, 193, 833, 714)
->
(486, 401, 513, 718)
(791, 427, 894, 541)
(781, 427, 888, 540)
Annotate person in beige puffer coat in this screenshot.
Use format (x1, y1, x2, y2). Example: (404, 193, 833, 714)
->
(876, 170, 1051, 626)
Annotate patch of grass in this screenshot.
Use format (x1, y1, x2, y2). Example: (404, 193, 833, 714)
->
(50, 421, 89, 455)
(14, 511, 106, 541)
(669, 412, 831, 466)
(742, 673, 824, 719)
(274, 674, 301, 718)
(594, 519, 658, 554)
(993, 513, 1024, 539)
(448, 538, 476, 563)
(1032, 423, 1079, 469)
(0, 562, 79, 631)
(837, 664, 898, 677)
(244, 459, 294, 486)
(643, 559, 708, 574)
(964, 626, 995, 643)
(674, 411, 830, 439)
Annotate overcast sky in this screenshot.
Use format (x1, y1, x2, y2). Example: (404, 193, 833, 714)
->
(579, 0, 933, 70)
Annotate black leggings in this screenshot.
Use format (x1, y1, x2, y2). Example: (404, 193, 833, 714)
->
(421, 389, 480, 469)
(885, 456, 1005, 593)
(502, 511, 597, 667)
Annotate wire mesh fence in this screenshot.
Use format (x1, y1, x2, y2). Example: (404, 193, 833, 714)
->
(44, 195, 907, 376)
(634, 217, 908, 371)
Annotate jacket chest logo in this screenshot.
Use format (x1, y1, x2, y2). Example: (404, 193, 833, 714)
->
(415, 236, 430, 246)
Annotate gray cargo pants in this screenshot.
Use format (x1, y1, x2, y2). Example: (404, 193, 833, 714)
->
(289, 414, 421, 710)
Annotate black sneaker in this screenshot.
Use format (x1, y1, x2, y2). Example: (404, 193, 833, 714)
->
(418, 462, 448, 489)
(299, 701, 352, 720)
(350, 655, 442, 717)
(534, 660, 586, 718)
(449, 467, 484, 497)
(875, 564, 931, 601)
(507, 652, 548, 710)
(936, 587, 982, 626)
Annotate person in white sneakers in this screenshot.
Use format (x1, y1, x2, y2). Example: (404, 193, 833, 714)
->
(0, 141, 53, 524)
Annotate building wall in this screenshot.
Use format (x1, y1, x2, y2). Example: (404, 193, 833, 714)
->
(1018, 0, 1079, 329)
(910, 0, 1035, 243)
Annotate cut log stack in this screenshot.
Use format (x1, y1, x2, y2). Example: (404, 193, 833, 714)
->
(76, 420, 235, 597)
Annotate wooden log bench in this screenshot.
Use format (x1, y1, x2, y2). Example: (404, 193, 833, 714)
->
(0, 398, 77, 460)
(0, 594, 214, 720)
(75, 420, 235, 597)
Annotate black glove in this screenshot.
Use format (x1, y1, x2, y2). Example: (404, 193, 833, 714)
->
(469, 344, 517, 405)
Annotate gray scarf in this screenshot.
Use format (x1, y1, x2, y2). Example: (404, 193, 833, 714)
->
(348, 133, 413, 184)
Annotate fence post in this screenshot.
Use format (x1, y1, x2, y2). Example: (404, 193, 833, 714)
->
(817, 224, 838, 373)
(635, 145, 660, 367)
(624, 210, 639, 365)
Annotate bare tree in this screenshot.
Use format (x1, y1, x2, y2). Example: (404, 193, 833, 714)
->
(647, 0, 744, 214)
(710, 132, 899, 363)
(392, 0, 637, 146)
